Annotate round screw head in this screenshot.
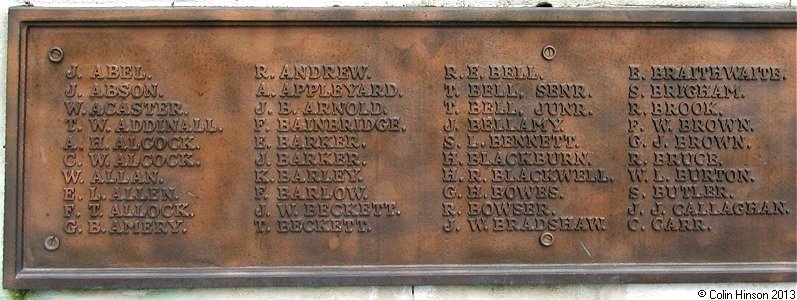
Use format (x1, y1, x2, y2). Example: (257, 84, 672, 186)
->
(44, 235, 60, 251)
(48, 47, 63, 63)
(542, 45, 556, 60)
(540, 232, 554, 247)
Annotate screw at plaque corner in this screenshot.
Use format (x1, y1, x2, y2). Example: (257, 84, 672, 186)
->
(540, 232, 554, 247)
(48, 47, 63, 63)
(542, 45, 556, 61)
(44, 236, 60, 251)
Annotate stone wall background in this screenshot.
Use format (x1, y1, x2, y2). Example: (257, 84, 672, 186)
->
(0, 0, 794, 298)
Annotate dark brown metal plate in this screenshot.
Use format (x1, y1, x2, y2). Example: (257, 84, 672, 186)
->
(5, 7, 797, 289)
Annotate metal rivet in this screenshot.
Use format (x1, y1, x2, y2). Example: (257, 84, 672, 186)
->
(542, 45, 556, 60)
(540, 232, 554, 247)
(44, 236, 60, 251)
(48, 47, 63, 63)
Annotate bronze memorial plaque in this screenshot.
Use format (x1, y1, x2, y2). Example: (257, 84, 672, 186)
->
(4, 7, 796, 289)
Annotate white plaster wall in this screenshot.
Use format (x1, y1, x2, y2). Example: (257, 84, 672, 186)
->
(0, 0, 794, 299)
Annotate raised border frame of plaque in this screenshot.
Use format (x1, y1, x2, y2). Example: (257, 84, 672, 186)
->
(4, 7, 796, 289)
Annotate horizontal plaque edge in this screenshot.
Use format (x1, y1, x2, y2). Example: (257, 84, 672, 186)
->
(7, 7, 797, 26)
(8, 263, 797, 289)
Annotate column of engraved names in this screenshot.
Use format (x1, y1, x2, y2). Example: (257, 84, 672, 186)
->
(251, 64, 403, 234)
(441, 64, 610, 237)
(61, 63, 82, 236)
(625, 64, 791, 233)
(59, 62, 221, 236)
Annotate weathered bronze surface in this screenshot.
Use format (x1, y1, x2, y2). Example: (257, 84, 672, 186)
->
(4, 7, 796, 289)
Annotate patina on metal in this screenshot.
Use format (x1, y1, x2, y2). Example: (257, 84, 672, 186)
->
(4, 7, 796, 289)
